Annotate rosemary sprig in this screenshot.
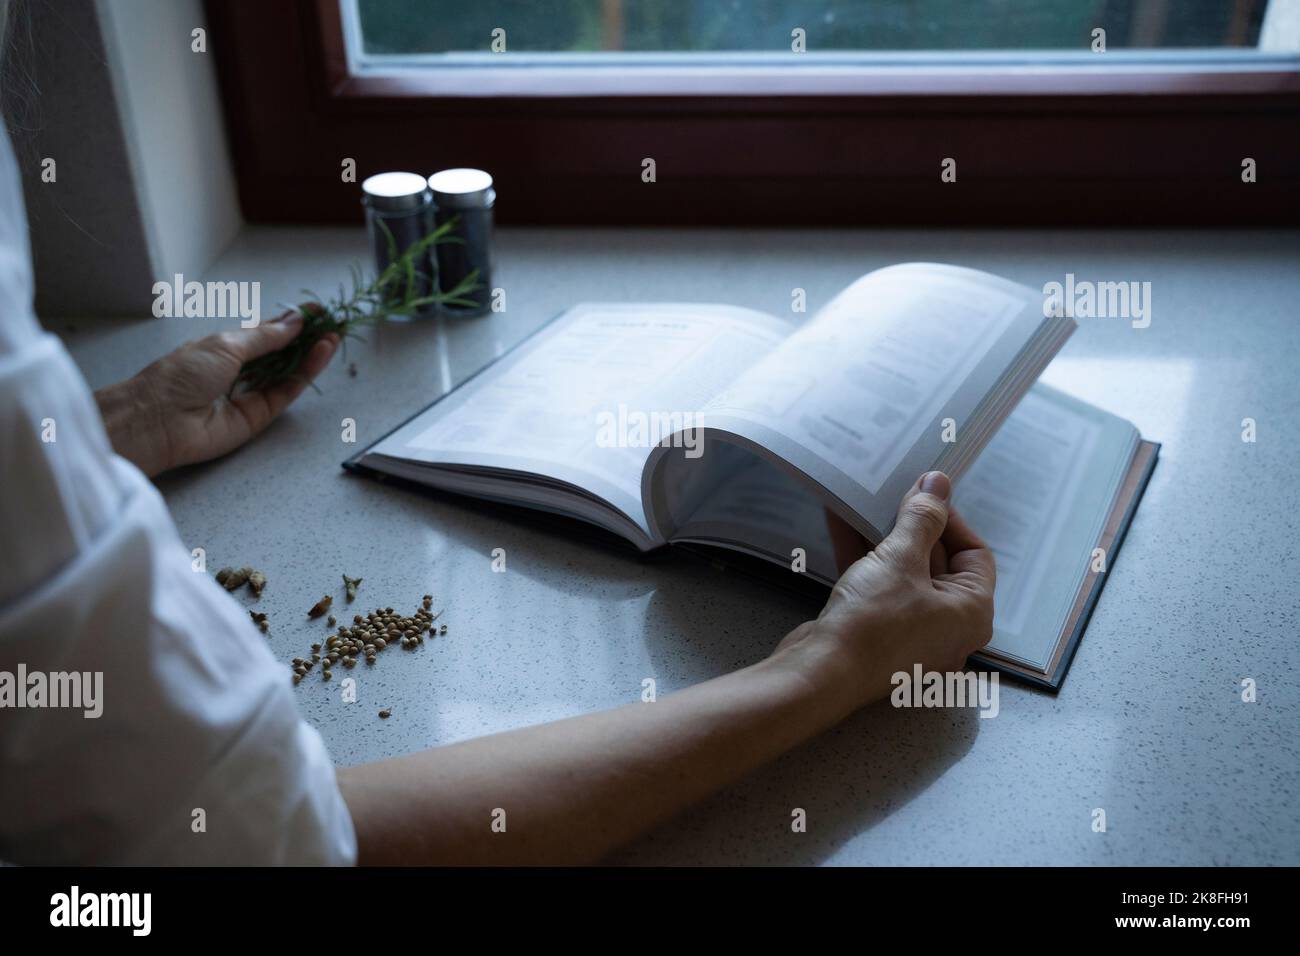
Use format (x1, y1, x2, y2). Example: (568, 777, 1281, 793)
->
(232, 220, 481, 393)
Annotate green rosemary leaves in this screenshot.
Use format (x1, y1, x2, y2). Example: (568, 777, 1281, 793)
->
(232, 221, 480, 393)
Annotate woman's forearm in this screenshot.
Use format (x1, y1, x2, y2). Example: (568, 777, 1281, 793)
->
(336, 475, 995, 865)
(337, 624, 857, 865)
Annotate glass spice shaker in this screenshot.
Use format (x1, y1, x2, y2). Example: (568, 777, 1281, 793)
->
(360, 171, 435, 317)
(427, 168, 495, 316)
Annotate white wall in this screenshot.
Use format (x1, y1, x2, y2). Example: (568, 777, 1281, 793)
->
(95, 0, 241, 282)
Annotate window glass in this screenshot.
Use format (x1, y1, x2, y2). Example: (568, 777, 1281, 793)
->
(353, 0, 1287, 60)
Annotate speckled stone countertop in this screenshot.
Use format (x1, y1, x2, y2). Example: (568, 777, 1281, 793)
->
(58, 226, 1299, 865)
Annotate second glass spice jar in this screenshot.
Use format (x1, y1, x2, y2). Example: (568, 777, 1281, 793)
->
(427, 168, 495, 317)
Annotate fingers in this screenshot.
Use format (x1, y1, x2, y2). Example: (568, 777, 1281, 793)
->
(878, 471, 951, 573)
(219, 311, 305, 364)
(929, 538, 949, 578)
(296, 332, 339, 384)
(938, 506, 996, 599)
(229, 334, 338, 436)
(259, 334, 338, 416)
(943, 548, 996, 597)
(941, 504, 985, 555)
(935, 512, 993, 600)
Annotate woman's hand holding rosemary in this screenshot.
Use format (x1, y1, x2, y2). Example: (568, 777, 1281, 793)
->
(233, 220, 479, 393)
(95, 222, 478, 477)
(95, 313, 339, 478)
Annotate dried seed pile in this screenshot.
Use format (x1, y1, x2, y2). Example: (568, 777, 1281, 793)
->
(290, 593, 446, 686)
(216, 565, 267, 597)
(215, 565, 273, 634)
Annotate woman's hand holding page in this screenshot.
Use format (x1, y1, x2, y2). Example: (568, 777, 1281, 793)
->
(775, 471, 997, 712)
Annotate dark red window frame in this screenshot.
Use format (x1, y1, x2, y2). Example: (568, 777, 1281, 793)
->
(207, 0, 1300, 226)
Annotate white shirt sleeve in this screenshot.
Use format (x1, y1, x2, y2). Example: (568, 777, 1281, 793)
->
(0, 129, 357, 865)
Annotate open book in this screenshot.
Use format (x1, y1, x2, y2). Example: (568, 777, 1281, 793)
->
(347, 264, 1158, 688)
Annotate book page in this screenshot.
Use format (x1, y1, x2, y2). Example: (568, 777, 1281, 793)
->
(664, 385, 1137, 676)
(696, 263, 1048, 538)
(953, 386, 1135, 668)
(667, 454, 840, 583)
(954, 389, 1101, 639)
(369, 303, 788, 535)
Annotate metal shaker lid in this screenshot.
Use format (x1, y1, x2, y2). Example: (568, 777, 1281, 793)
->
(427, 168, 495, 209)
(361, 172, 431, 212)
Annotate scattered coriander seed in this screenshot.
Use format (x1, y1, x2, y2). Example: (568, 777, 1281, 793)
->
(293, 674, 301, 685)
(378, 708, 391, 719)
(216, 567, 234, 586)
(248, 569, 267, 597)
(287, 584, 457, 687)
